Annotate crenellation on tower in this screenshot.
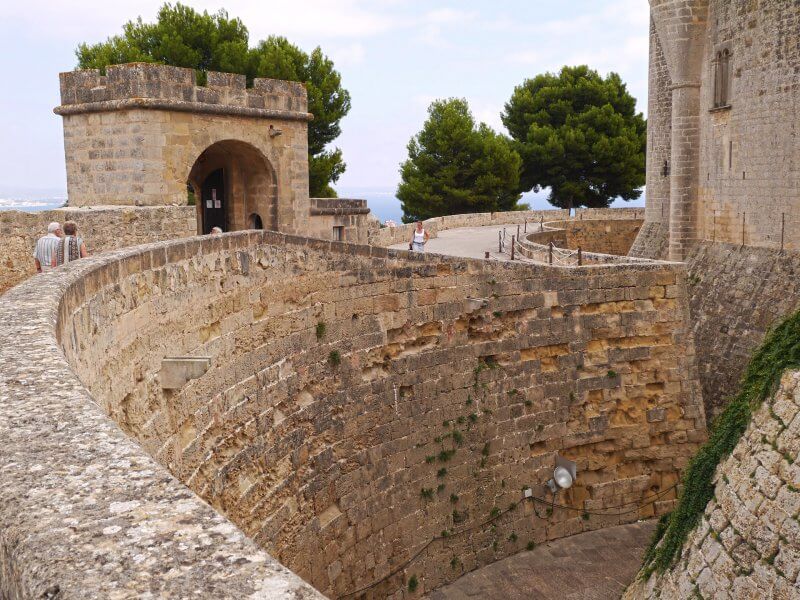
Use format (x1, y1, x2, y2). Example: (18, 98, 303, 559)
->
(56, 62, 309, 116)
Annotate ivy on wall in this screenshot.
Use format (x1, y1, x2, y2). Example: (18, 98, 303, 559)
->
(642, 309, 800, 575)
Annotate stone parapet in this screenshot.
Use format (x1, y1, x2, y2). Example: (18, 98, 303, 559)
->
(0, 205, 195, 294)
(369, 208, 644, 248)
(309, 197, 371, 216)
(0, 229, 704, 597)
(524, 217, 643, 257)
(625, 370, 800, 599)
(0, 238, 324, 600)
(56, 63, 310, 119)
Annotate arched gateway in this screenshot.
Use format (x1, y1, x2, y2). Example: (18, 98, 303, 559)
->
(188, 140, 277, 234)
(54, 62, 375, 240)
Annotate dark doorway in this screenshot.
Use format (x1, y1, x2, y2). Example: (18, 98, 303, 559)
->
(201, 169, 226, 234)
(249, 213, 264, 230)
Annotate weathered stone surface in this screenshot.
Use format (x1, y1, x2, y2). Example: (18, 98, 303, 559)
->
(53, 63, 376, 243)
(625, 371, 800, 600)
(0, 205, 195, 294)
(686, 241, 800, 420)
(632, 0, 800, 259)
(426, 521, 656, 600)
(0, 230, 704, 598)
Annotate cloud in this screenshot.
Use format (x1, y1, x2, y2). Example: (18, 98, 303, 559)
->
(412, 8, 476, 48)
(472, 102, 505, 133)
(3, 0, 400, 41)
(508, 51, 541, 65)
(327, 42, 366, 67)
(411, 94, 439, 109)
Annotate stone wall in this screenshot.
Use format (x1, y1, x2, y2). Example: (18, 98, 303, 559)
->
(695, 0, 800, 251)
(55, 63, 312, 237)
(526, 216, 643, 256)
(369, 208, 643, 248)
(0, 242, 323, 599)
(307, 198, 378, 244)
(686, 242, 800, 421)
(27, 231, 706, 598)
(625, 370, 800, 600)
(633, 0, 800, 258)
(0, 205, 195, 294)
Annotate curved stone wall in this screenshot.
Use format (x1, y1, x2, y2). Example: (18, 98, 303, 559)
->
(0, 205, 196, 294)
(368, 208, 643, 248)
(625, 370, 800, 599)
(525, 218, 643, 257)
(2, 231, 704, 598)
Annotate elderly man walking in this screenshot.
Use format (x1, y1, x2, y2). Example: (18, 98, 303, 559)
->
(33, 222, 62, 273)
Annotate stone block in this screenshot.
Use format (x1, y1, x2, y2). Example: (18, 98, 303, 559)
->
(160, 356, 211, 389)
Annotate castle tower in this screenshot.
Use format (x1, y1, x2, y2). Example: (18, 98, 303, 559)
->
(54, 63, 312, 235)
(649, 0, 710, 261)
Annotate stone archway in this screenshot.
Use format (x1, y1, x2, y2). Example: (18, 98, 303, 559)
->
(188, 140, 277, 234)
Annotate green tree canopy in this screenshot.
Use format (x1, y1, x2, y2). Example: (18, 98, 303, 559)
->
(76, 2, 351, 198)
(501, 65, 646, 209)
(397, 98, 523, 223)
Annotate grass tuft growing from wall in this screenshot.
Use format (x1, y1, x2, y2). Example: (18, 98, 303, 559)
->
(642, 309, 800, 576)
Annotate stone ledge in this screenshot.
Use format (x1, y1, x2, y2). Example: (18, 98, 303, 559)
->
(0, 237, 324, 599)
(54, 97, 314, 121)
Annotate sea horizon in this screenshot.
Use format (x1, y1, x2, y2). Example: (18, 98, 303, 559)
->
(0, 185, 645, 224)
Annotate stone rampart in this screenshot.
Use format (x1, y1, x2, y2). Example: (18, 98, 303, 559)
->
(525, 216, 643, 257)
(0, 230, 705, 598)
(369, 208, 643, 248)
(0, 205, 195, 294)
(625, 370, 800, 599)
(686, 242, 800, 421)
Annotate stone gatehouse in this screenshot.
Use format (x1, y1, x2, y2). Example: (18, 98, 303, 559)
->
(54, 62, 373, 240)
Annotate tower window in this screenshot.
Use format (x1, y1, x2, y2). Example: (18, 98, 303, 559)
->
(712, 47, 732, 109)
(333, 226, 344, 241)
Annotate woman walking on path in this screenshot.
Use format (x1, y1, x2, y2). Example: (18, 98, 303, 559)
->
(409, 221, 429, 252)
(53, 221, 88, 266)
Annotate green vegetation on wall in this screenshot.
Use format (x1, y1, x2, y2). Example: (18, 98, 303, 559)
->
(642, 309, 800, 575)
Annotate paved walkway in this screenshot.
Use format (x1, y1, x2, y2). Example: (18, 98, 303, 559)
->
(425, 521, 655, 600)
(389, 225, 519, 260)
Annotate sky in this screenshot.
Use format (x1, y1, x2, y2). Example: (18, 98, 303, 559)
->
(0, 0, 650, 197)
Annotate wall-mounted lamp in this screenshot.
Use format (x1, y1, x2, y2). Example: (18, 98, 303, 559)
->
(269, 125, 283, 138)
(546, 455, 577, 494)
(661, 160, 670, 178)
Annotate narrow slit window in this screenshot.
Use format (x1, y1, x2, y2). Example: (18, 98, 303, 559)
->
(333, 226, 344, 241)
(713, 48, 732, 108)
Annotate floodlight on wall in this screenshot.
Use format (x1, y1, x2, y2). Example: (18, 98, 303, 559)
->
(546, 455, 577, 494)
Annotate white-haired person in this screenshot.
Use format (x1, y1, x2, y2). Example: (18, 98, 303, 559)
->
(33, 222, 62, 273)
(53, 221, 88, 267)
(210, 226, 223, 235)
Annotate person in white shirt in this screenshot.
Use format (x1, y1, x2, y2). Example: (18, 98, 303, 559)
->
(33, 222, 62, 273)
(409, 221, 429, 252)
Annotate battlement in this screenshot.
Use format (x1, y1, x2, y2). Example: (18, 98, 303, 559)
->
(56, 62, 309, 118)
